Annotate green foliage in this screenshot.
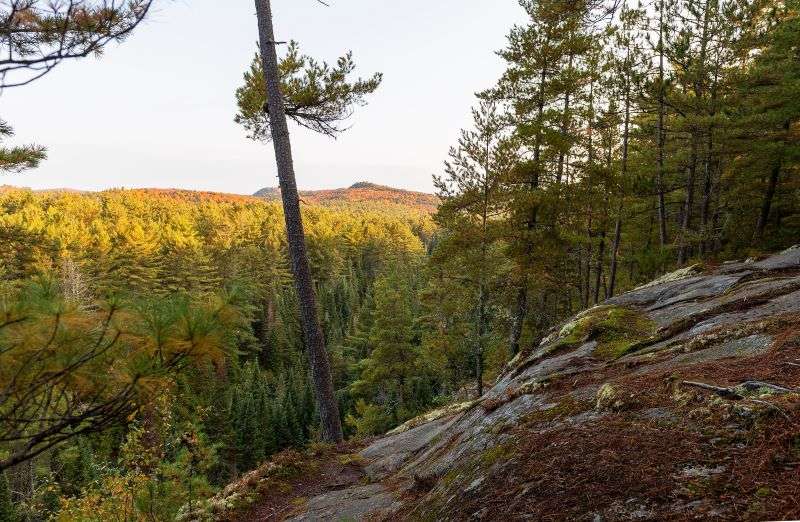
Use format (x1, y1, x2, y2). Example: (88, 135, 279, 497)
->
(8, 1, 800, 517)
(346, 264, 442, 435)
(0, 0, 153, 89)
(228, 362, 317, 471)
(52, 437, 97, 498)
(0, 119, 46, 173)
(0, 275, 246, 472)
(0, 186, 435, 515)
(235, 42, 382, 140)
(345, 399, 394, 438)
(423, 0, 800, 378)
(430, 101, 516, 392)
(0, 469, 15, 522)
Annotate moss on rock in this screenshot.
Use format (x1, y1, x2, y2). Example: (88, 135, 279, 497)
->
(386, 400, 477, 435)
(596, 384, 627, 412)
(549, 306, 657, 361)
(525, 395, 589, 424)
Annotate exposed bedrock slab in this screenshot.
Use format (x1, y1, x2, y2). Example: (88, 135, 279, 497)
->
(285, 484, 400, 521)
(342, 248, 800, 520)
(360, 413, 459, 480)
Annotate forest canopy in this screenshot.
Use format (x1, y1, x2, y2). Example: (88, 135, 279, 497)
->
(2, 0, 800, 519)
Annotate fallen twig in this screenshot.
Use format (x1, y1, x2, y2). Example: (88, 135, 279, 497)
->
(681, 381, 743, 400)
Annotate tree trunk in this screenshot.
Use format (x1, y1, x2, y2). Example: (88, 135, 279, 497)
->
(699, 137, 714, 255)
(557, 53, 574, 185)
(510, 63, 547, 356)
(700, 63, 720, 256)
(475, 284, 487, 397)
(611, 44, 632, 299)
(754, 160, 781, 243)
(583, 239, 593, 309)
(679, 0, 712, 265)
(254, 0, 343, 443)
(581, 211, 594, 310)
(656, 0, 669, 248)
(609, 212, 622, 298)
(677, 138, 699, 265)
(509, 287, 526, 357)
(594, 230, 606, 305)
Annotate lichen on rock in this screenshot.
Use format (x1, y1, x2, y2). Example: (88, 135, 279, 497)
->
(596, 383, 627, 411)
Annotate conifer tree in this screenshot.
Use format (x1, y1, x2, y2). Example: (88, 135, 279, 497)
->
(108, 221, 162, 295)
(350, 267, 429, 420)
(0, 1, 154, 185)
(433, 101, 513, 394)
(729, 0, 800, 247)
(486, 0, 556, 355)
(250, 0, 381, 443)
(607, 3, 647, 296)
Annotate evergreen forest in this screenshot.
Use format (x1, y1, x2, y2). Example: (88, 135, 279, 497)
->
(1, 0, 800, 520)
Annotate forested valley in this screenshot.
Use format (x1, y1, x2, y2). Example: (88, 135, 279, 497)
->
(1, 0, 800, 520)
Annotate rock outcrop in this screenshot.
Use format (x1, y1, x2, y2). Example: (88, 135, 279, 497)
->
(254, 247, 800, 521)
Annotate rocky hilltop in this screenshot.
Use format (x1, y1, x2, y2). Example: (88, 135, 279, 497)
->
(195, 247, 800, 521)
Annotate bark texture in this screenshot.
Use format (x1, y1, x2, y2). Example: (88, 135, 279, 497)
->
(254, 0, 343, 443)
(754, 160, 781, 243)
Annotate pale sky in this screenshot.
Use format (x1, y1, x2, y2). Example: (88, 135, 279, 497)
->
(1, 1, 524, 195)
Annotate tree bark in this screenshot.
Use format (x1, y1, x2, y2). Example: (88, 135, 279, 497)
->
(754, 120, 788, 243)
(610, 44, 632, 299)
(699, 134, 714, 255)
(677, 138, 699, 265)
(582, 216, 593, 309)
(509, 287, 526, 357)
(679, 0, 711, 265)
(609, 212, 622, 298)
(476, 284, 487, 397)
(254, 0, 343, 443)
(594, 230, 606, 305)
(557, 53, 574, 185)
(475, 136, 492, 397)
(754, 160, 781, 243)
(700, 64, 720, 256)
(656, 0, 669, 248)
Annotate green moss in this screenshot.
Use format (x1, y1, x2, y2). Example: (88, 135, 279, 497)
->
(480, 442, 516, 467)
(755, 486, 772, 498)
(550, 306, 657, 360)
(441, 468, 460, 488)
(595, 383, 625, 411)
(549, 307, 652, 359)
(337, 453, 365, 466)
(592, 307, 658, 360)
(525, 395, 588, 424)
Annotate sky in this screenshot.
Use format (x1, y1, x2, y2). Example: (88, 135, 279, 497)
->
(1, 1, 525, 195)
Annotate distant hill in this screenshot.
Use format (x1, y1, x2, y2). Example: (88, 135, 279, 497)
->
(253, 182, 439, 213)
(1, 182, 439, 213)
